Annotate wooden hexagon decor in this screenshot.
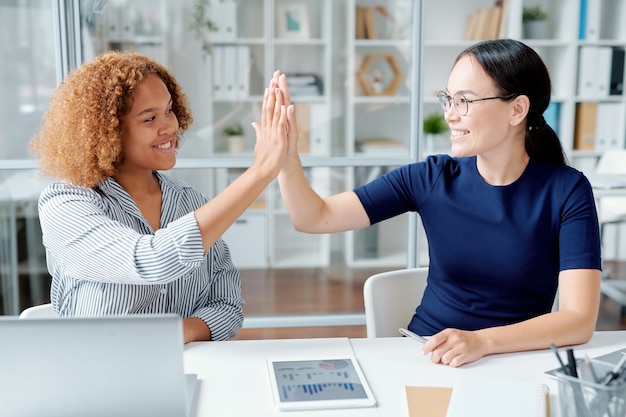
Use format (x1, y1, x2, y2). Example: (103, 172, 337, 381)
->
(356, 53, 404, 96)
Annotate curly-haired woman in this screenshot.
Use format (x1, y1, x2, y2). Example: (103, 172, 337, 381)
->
(30, 51, 291, 343)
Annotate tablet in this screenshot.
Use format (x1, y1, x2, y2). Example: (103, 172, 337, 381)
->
(266, 356, 377, 411)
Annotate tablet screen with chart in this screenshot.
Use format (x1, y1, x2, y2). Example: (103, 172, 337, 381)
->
(267, 357, 376, 410)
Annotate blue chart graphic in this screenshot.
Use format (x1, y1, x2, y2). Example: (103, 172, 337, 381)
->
(273, 359, 368, 402)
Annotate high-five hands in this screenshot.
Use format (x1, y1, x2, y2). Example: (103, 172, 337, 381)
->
(267, 71, 299, 155)
(250, 71, 294, 178)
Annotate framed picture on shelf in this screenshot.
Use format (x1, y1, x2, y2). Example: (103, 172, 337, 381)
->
(276, 3, 310, 39)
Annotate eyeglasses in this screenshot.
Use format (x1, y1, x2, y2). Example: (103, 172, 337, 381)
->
(437, 91, 516, 116)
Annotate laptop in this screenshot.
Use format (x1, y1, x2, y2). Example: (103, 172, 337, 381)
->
(0, 315, 197, 417)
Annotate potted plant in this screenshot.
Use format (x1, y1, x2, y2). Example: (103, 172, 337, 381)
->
(190, 0, 215, 59)
(522, 5, 549, 39)
(223, 122, 245, 153)
(423, 113, 448, 153)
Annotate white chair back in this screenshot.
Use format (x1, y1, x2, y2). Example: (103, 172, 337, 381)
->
(363, 267, 428, 338)
(595, 149, 626, 175)
(19, 303, 55, 319)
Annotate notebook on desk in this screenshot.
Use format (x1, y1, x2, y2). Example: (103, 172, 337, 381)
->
(0, 315, 197, 417)
(405, 377, 549, 417)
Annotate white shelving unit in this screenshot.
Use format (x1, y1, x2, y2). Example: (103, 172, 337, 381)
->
(204, 0, 334, 268)
(342, 0, 417, 268)
(423, 0, 626, 173)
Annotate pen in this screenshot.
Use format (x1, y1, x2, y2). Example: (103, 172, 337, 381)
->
(399, 328, 428, 344)
(550, 343, 570, 376)
(601, 352, 626, 385)
(566, 348, 579, 378)
(584, 354, 600, 383)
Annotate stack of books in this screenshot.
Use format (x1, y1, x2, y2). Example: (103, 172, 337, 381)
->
(462, 1, 507, 40)
(286, 73, 323, 96)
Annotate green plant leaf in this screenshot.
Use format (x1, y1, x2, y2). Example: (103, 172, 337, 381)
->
(423, 113, 448, 134)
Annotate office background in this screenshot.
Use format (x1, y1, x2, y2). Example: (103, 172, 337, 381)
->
(1, 0, 626, 335)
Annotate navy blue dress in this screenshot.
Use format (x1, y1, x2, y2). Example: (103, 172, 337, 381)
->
(354, 155, 602, 335)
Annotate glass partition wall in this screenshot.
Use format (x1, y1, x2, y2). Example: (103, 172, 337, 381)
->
(0, 0, 422, 334)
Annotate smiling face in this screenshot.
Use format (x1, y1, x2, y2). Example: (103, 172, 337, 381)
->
(118, 75, 179, 176)
(443, 55, 520, 159)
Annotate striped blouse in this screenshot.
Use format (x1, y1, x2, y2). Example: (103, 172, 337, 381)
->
(38, 171, 243, 341)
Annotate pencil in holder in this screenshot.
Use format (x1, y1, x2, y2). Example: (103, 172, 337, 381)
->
(555, 359, 626, 417)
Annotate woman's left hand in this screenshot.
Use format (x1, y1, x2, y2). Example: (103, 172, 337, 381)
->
(268, 71, 299, 155)
(421, 328, 489, 367)
(250, 75, 290, 179)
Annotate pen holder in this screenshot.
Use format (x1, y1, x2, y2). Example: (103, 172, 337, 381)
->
(555, 360, 626, 417)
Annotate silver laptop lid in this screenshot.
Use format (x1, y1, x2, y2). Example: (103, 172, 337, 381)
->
(0, 315, 190, 417)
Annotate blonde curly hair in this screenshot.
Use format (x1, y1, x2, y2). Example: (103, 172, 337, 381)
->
(30, 51, 193, 187)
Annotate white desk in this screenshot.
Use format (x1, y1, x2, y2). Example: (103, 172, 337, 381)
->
(183, 331, 626, 417)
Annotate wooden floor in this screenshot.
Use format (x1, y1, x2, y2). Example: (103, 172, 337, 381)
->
(8, 261, 626, 339)
(234, 261, 626, 340)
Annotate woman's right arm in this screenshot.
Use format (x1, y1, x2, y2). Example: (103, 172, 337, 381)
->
(278, 155, 371, 233)
(273, 71, 371, 234)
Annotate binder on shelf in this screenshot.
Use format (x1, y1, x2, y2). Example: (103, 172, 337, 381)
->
(582, 46, 623, 98)
(107, 6, 122, 42)
(487, 3, 503, 39)
(294, 103, 329, 156)
(462, 11, 478, 40)
(236, 45, 251, 98)
(209, 0, 237, 41)
(543, 102, 560, 136)
(362, 6, 377, 39)
(578, 0, 587, 39)
(355, 6, 366, 39)
(497, 0, 509, 38)
(577, 46, 613, 99)
(595, 46, 613, 97)
(223, 46, 237, 98)
(119, 8, 134, 40)
(212, 46, 226, 99)
(610, 47, 625, 96)
(309, 104, 330, 156)
(295, 103, 311, 154)
(577, 46, 596, 98)
(471, 8, 490, 40)
(595, 102, 626, 151)
(463, 4, 504, 40)
(213, 45, 251, 100)
(573, 102, 597, 151)
(580, 0, 600, 41)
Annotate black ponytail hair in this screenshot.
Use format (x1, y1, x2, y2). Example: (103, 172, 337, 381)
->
(456, 39, 567, 166)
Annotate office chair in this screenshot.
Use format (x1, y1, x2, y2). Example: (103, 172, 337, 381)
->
(19, 303, 55, 319)
(594, 149, 626, 255)
(363, 267, 428, 338)
(591, 149, 626, 314)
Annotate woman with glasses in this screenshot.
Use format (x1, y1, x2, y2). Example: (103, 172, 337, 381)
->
(274, 39, 601, 367)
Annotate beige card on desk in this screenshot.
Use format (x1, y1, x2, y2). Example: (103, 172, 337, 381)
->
(405, 386, 452, 417)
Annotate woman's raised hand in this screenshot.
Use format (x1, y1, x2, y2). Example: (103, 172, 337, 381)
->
(269, 71, 298, 155)
(250, 76, 290, 179)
